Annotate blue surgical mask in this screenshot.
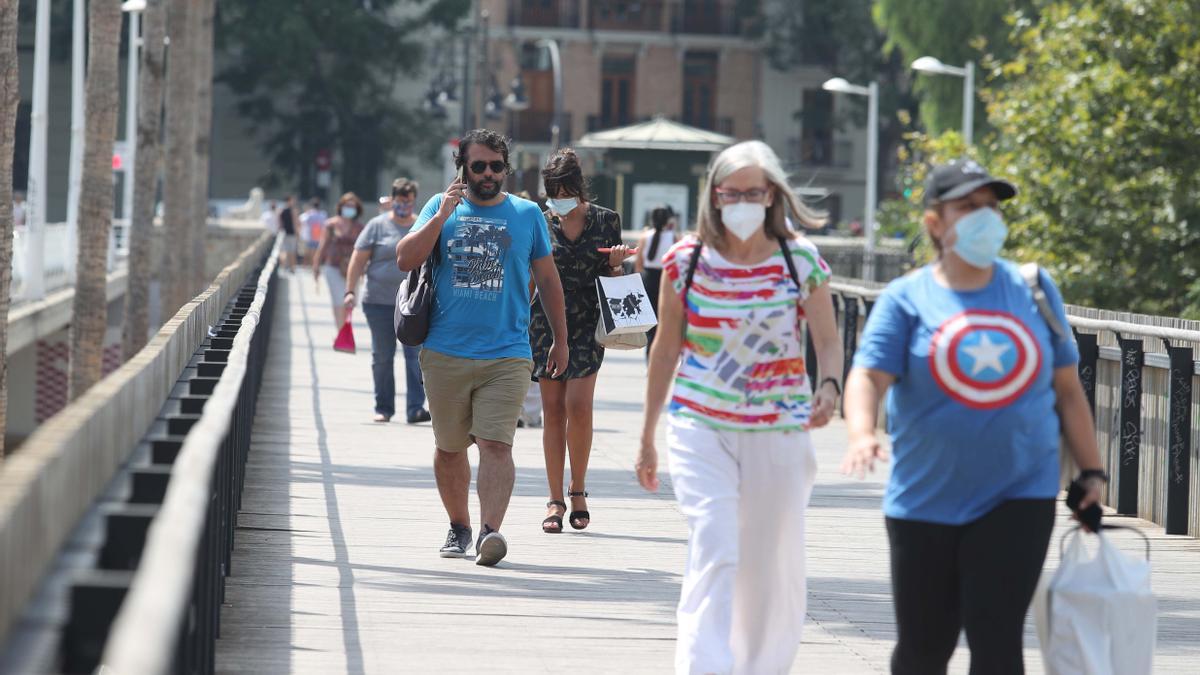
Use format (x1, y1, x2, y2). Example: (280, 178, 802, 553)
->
(951, 207, 1007, 268)
(393, 202, 413, 218)
(547, 197, 579, 215)
(340, 206, 358, 219)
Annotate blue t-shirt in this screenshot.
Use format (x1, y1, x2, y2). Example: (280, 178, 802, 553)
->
(411, 193, 552, 360)
(852, 260, 1079, 525)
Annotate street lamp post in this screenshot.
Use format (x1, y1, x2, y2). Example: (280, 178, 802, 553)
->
(822, 77, 878, 281)
(538, 39, 564, 149)
(65, 0, 85, 282)
(911, 56, 975, 146)
(122, 1, 147, 222)
(24, 0, 52, 300)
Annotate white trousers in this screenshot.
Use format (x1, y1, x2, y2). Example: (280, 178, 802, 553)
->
(667, 417, 818, 675)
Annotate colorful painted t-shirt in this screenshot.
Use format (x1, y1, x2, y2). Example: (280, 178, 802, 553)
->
(662, 235, 832, 432)
(411, 193, 552, 360)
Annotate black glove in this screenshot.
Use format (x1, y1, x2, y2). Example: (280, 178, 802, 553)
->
(1066, 475, 1104, 532)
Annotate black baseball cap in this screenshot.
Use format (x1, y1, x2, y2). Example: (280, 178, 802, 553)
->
(924, 159, 1017, 205)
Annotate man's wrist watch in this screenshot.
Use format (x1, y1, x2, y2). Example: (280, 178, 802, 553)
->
(1078, 468, 1109, 483)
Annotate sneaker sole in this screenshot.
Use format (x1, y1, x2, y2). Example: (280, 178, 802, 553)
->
(439, 549, 467, 559)
(476, 535, 507, 567)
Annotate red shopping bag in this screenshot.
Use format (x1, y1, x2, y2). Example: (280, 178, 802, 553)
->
(333, 309, 356, 354)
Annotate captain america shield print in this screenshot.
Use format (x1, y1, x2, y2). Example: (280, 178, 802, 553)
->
(928, 309, 1042, 409)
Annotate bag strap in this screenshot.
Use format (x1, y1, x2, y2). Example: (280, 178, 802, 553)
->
(777, 236, 803, 290)
(682, 239, 703, 298)
(1020, 262, 1068, 341)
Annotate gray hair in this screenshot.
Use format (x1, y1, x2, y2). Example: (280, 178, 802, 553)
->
(696, 140, 826, 245)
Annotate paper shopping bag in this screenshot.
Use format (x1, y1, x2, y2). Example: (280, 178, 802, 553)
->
(333, 309, 356, 354)
(595, 273, 657, 338)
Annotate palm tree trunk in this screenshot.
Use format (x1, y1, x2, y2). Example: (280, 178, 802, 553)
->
(190, 0, 216, 294)
(0, 0, 21, 456)
(68, 0, 123, 400)
(161, 0, 195, 317)
(121, 0, 167, 360)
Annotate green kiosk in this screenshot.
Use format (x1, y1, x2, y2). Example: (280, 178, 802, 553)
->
(575, 116, 735, 234)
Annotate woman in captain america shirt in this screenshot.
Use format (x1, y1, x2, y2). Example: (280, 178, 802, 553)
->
(841, 159, 1107, 675)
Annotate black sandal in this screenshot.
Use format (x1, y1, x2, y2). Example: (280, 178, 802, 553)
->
(568, 491, 590, 530)
(542, 500, 566, 533)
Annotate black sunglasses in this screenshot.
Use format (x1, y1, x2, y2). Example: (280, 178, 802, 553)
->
(468, 160, 507, 175)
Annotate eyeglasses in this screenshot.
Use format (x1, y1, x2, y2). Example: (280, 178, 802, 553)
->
(468, 160, 507, 175)
(714, 187, 769, 204)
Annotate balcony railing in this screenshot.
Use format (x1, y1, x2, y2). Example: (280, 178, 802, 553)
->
(510, 110, 574, 145)
(589, 0, 666, 32)
(508, 0, 582, 29)
(670, 2, 744, 36)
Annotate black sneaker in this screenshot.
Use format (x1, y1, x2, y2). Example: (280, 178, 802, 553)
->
(475, 526, 508, 567)
(439, 523, 472, 558)
(407, 409, 432, 424)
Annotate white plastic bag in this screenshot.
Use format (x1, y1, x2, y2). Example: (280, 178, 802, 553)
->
(1033, 527, 1157, 675)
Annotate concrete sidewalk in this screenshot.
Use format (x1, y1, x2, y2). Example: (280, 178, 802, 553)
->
(215, 272, 1200, 674)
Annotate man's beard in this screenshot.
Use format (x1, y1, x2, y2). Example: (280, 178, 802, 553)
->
(469, 175, 502, 199)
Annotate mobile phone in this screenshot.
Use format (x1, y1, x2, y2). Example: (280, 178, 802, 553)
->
(456, 164, 464, 185)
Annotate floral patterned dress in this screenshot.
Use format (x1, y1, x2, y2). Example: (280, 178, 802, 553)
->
(529, 203, 624, 380)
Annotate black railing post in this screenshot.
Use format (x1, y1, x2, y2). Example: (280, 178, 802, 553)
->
(1074, 329, 1099, 416)
(1165, 344, 1193, 535)
(842, 296, 859, 384)
(1116, 335, 1144, 515)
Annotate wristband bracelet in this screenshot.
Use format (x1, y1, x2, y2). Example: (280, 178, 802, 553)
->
(1078, 468, 1109, 483)
(820, 377, 842, 396)
(344, 291, 355, 297)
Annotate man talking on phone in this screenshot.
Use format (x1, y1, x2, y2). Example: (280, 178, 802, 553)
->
(397, 129, 568, 566)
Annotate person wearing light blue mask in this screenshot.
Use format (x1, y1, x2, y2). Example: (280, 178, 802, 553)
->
(313, 191, 366, 328)
(343, 178, 430, 424)
(840, 159, 1107, 673)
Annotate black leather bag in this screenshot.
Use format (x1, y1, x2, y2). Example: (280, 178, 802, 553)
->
(394, 252, 436, 346)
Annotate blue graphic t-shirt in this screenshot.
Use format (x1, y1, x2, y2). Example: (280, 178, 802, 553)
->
(852, 260, 1079, 525)
(411, 193, 552, 360)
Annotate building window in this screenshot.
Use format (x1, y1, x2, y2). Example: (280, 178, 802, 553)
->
(682, 51, 718, 131)
(600, 55, 636, 129)
(800, 88, 833, 166)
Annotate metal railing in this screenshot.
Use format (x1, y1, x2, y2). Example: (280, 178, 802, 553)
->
(821, 278, 1200, 538)
(101, 239, 279, 673)
(11, 219, 129, 302)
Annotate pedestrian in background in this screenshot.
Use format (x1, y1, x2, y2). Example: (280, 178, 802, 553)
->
(634, 205, 677, 358)
(396, 129, 567, 567)
(300, 197, 326, 266)
(841, 159, 1106, 674)
(279, 195, 299, 273)
(261, 199, 278, 233)
(637, 140, 842, 674)
(531, 148, 631, 534)
(313, 192, 365, 328)
(343, 178, 430, 424)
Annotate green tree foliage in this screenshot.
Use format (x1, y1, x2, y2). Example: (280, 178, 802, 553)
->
(987, 0, 1200, 317)
(217, 0, 467, 199)
(874, 0, 1034, 136)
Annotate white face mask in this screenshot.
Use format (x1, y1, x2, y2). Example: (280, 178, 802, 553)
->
(721, 202, 766, 241)
(546, 197, 579, 215)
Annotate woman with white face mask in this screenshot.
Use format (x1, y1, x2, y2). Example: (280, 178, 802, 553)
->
(840, 159, 1106, 673)
(636, 140, 843, 674)
(529, 148, 633, 534)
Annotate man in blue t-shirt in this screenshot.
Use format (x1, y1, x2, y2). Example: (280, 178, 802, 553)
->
(397, 129, 567, 567)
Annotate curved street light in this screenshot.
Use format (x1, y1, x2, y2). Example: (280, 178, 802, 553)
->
(911, 56, 975, 145)
(822, 76, 879, 281)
